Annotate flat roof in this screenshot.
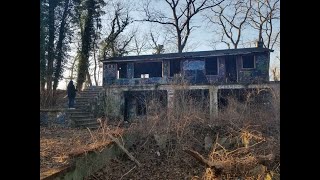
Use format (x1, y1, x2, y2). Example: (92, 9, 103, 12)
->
(102, 47, 273, 63)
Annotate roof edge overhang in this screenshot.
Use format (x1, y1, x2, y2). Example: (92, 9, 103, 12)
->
(101, 47, 273, 63)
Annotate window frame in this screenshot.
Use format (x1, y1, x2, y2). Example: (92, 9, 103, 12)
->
(241, 55, 256, 69)
(205, 57, 219, 75)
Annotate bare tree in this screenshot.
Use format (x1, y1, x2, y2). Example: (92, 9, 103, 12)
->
(149, 31, 166, 54)
(100, 2, 133, 58)
(53, 0, 71, 91)
(249, 0, 280, 49)
(140, 0, 225, 53)
(206, 0, 252, 49)
(131, 30, 148, 55)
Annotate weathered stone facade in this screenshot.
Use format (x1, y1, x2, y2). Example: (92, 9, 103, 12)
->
(103, 48, 271, 86)
(100, 47, 276, 121)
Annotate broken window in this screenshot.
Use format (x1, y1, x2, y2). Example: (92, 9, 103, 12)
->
(141, 74, 149, 78)
(170, 59, 181, 77)
(117, 63, 127, 79)
(134, 62, 162, 78)
(242, 55, 255, 69)
(205, 57, 218, 75)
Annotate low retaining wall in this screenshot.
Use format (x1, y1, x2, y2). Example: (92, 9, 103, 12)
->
(40, 142, 122, 180)
(40, 109, 74, 127)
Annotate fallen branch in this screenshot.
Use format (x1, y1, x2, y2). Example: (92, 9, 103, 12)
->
(183, 148, 225, 177)
(183, 149, 225, 169)
(107, 133, 142, 167)
(256, 154, 274, 165)
(120, 165, 136, 180)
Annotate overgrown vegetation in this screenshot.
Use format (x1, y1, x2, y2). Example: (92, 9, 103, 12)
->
(84, 86, 279, 179)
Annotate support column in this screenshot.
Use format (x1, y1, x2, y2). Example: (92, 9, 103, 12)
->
(209, 86, 218, 121)
(163, 60, 170, 77)
(167, 88, 175, 114)
(126, 93, 136, 121)
(127, 62, 134, 79)
(105, 88, 124, 120)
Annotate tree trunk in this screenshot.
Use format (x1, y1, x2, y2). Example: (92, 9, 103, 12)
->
(40, 0, 46, 93)
(46, 0, 56, 104)
(93, 49, 98, 86)
(53, 0, 70, 91)
(86, 70, 92, 87)
(76, 0, 94, 91)
(93, 29, 98, 86)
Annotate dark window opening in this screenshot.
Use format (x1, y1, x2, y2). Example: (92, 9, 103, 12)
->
(242, 55, 255, 69)
(170, 59, 181, 77)
(117, 63, 127, 78)
(225, 56, 237, 82)
(134, 62, 162, 78)
(137, 98, 146, 116)
(205, 57, 218, 75)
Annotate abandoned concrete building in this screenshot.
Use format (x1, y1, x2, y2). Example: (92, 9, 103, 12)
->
(99, 46, 278, 122)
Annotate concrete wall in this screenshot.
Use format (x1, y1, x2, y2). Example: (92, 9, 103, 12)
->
(102, 83, 279, 122)
(104, 88, 124, 120)
(206, 57, 225, 84)
(40, 109, 74, 127)
(238, 53, 269, 83)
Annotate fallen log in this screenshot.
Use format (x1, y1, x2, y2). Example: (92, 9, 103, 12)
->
(183, 149, 225, 169)
(184, 148, 274, 174)
(107, 133, 142, 167)
(183, 148, 226, 179)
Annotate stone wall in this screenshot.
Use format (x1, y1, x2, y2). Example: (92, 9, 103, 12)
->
(40, 109, 74, 127)
(238, 53, 269, 83)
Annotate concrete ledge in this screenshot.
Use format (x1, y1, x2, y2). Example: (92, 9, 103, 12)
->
(40, 142, 121, 180)
(104, 82, 279, 91)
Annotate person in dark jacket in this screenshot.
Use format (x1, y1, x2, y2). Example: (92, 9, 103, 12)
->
(67, 80, 77, 108)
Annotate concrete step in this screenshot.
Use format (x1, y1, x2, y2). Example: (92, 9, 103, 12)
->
(70, 115, 94, 119)
(82, 89, 102, 92)
(68, 111, 91, 115)
(76, 122, 100, 129)
(74, 98, 90, 102)
(75, 104, 89, 107)
(70, 111, 92, 117)
(75, 101, 90, 105)
(74, 118, 96, 123)
(76, 97, 93, 100)
(81, 90, 102, 93)
(78, 93, 98, 96)
(74, 106, 90, 110)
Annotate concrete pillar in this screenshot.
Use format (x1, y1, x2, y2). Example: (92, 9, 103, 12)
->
(127, 96, 136, 120)
(163, 60, 170, 77)
(127, 62, 134, 79)
(201, 89, 205, 108)
(167, 88, 175, 113)
(209, 86, 218, 120)
(105, 88, 124, 120)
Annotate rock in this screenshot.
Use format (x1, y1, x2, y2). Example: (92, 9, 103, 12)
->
(249, 164, 267, 177)
(204, 134, 213, 151)
(154, 134, 168, 150)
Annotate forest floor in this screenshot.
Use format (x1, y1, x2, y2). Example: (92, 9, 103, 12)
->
(40, 125, 123, 175)
(83, 121, 280, 180)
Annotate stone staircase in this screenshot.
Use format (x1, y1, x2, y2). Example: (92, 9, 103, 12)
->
(67, 86, 104, 129)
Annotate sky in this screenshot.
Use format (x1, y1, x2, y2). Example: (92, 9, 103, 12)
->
(57, 0, 280, 90)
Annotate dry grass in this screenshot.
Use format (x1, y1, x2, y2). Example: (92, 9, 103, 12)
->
(87, 86, 280, 179)
(40, 122, 124, 174)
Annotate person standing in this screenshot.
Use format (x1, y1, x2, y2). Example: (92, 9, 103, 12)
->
(67, 80, 77, 109)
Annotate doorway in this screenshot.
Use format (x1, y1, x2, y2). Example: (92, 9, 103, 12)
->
(225, 56, 237, 83)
